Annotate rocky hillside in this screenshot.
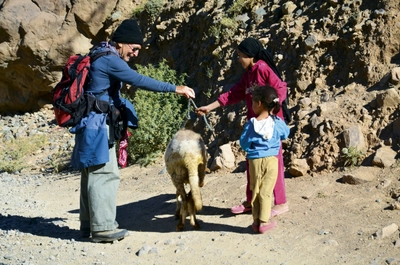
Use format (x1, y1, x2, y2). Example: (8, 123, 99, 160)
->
(1, 0, 400, 174)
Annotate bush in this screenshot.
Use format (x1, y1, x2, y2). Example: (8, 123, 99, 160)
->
(132, 0, 164, 20)
(227, 0, 258, 17)
(145, 0, 165, 19)
(341, 147, 364, 167)
(126, 59, 188, 166)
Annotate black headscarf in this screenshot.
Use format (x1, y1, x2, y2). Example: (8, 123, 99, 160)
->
(238, 37, 282, 80)
(238, 37, 292, 123)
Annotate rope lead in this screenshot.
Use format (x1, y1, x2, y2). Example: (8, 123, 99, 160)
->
(187, 98, 214, 132)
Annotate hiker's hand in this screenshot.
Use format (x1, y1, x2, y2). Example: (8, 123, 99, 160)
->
(176, 86, 195, 99)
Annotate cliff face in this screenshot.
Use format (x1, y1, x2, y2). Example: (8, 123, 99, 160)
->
(0, 0, 137, 113)
(2, 0, 399, 112)
(1, 0, 400, 173)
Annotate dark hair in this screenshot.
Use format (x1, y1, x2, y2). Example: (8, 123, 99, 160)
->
(251, 85, 280, 115)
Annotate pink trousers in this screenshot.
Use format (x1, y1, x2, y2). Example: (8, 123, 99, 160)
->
(246, 145, 286, 205)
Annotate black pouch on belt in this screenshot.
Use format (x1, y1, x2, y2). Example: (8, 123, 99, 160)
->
(108, 105, 126, 145)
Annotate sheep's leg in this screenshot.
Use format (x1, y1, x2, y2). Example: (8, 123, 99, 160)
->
(175, 191, 181, 220)
(175, 183, 187, 231)
(177, 198, 188, 231)
(187, 192, 200, 230)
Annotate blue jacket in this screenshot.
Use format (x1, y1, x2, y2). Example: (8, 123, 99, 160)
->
(70, 112, 109, 169)
(240, 115, 290, 159)
(70, 42, 176, 170)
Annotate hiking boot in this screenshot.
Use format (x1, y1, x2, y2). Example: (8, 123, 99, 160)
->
(91, 229, 129, 243)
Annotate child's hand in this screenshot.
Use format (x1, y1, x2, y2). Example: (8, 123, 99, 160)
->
(195, 106, 210, 116)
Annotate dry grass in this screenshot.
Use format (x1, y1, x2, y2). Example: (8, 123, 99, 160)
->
(0, 134, 47, 173)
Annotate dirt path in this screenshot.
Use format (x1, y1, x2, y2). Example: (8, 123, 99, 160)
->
(1, 160, 400, 265)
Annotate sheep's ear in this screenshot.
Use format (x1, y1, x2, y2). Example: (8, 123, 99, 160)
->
(183, 118, 194, 130)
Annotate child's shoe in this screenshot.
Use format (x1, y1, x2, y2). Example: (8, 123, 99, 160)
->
(259, 220, 277, 234)
(251, 222, 260, 233)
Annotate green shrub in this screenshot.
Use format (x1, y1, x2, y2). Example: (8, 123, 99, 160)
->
(132, 2, 147, 17)
(145, 0, 165, 19)
(132, 0, 164, 19)
(341, 147, 364, 167)
(227, 0, 258, 16)
(126, 59, 188, 166)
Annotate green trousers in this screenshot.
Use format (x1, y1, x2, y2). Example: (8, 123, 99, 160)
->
(79, 144, 120, 232)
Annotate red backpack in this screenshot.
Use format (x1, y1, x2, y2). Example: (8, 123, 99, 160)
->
(52, 51, 111, 127)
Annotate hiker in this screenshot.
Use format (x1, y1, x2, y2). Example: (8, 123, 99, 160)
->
(240, 85, 290, 233)
(195, 37, 289, 217)
(70, 19, 195, 243)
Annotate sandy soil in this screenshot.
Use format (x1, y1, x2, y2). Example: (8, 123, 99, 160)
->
(1, 155, 400, 265)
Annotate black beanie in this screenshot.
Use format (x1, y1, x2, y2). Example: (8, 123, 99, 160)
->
(111, 19, 144, 45)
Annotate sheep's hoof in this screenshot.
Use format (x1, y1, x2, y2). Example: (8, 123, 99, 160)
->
(176, 223, 184, 231)
(193, 222, 200, 230)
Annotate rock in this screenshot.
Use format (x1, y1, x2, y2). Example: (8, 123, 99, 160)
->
(296, 80, 312, 91)
(298, 97, 312, 108)
(288, 159, 309, 177)
(374, 223, 399, 239)
(310, 114, 323, 129)
(372, 146, 397, 168)
(376, 179, 392, 189)
(305, 34, 318, 48)
(341, 173, 374, 185)
(317, 102, 339, 116)
(391, 67, 400, 84)
(210, 143, 236, 171)
(282, 1, 297, 15)
(307, 154, 322, 170)
(314, 77, 325, 89)
(297, 110, 312, 120)
(342, 125, 365, 151)
(390, 201, 400, 210)
(323, 239, 339, 246)
(254, 7, 267, 22)
(376, 88, 400, 110)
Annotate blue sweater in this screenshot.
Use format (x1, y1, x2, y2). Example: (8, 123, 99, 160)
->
(70, 42, 177, 170)
(240, 116, 290, 159)
(87, 43, 176, 96)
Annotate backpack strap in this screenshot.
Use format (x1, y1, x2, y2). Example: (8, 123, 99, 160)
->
(87, 48, 122, 146)
(90, 50, 114, 63)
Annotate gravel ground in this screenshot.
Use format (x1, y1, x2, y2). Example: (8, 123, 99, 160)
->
(1, 108, 400, 265)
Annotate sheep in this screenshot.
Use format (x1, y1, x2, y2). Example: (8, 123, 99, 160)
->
(164, 128, 207, 231)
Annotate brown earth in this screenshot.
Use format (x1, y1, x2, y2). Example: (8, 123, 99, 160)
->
(1, 0, 400, 264)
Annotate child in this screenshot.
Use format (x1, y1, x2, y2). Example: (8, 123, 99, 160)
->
(196, 37, 289, 217)
(239, 85, 290, 234)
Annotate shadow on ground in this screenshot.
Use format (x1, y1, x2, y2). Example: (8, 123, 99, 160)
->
(115, 194, 249, 233)
(0, 214, 83, 240)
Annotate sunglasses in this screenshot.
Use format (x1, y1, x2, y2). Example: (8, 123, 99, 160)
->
(126, 44, 140, 52)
